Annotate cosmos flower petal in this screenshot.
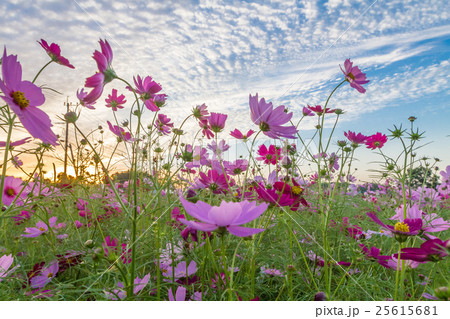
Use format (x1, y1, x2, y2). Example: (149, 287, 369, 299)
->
(227, 225, 265, 237)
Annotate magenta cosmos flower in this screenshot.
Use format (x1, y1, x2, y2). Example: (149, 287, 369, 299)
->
(344, 131, 367, 145)
(154, 113, 174, 135)
(128, 75, 166, 111)
(302, 106, 315, 117)
(256, 144, 282, 165)
(0, 137, 31, 148)
(340, 59, 369, 93)
(38, 39, 74, 69)
(307, 105, 335, 116)
(230, 129, 255, 141)
(367, 212, 422, 241)
(0, 48, 58, 145)
(192, 103, 209, 120)
(83, 39, 116, 104)
(76, 88, 96, 110)
(178, 195, 269, 237)
(249, 93, 297, 139)
(105, 88, 126, 111)
(394, 239, 449, 263)
(365, 132, 387, 150)
(197, 169, 231, 194)
(390, 204, 450, 233)
(198, 118, 214, 139)
(2, 176, 26, 206)
(107, 121, 134, 142)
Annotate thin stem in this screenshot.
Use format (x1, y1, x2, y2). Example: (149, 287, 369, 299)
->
(32, 60, 53, 83)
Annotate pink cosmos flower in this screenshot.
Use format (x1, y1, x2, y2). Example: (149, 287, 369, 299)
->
(192, 103, 209, 119)
(340, 59, 369, 93)
(256, 144, 282, 165)
(11, 210, 33, 225)
(38, 39, 74, 69)
(224, 159, 248, 175)
(185, 145, 209, 169)
(75, 220, 83, 229)
(208, 112, 227, 133)
(302, 106, 315, 116)
(12, 156, 23, 168)
(2, 176, 26, 206)
(178, 195, 269, 237)
(207, 139, 229, 158)
(440, 165, 450, 183)
(344, 131, 367, 145)
(168, 286, 187, 301)
(0, 137, 31, 148)
(76, 88, 96, 110)
(198, 118, 214, 139)
(154, 113, 174, 135)
(254, 183, 295, 208)
(22, 216, 58, 238)
(30, 260, 59, 289)
(197, 169, 230, 194)
(105, 89, 126, 111)
(102, 236, 131, 264)
(83, 39, 116, 104)
(307, 105, 335, 115)
(0, 48, 58, 145)
(128, 75, 166, 111)
(0, 254, 17, 282)
(359, 244, 391, 268)
(394, 239, 449, 263)
(365, 132, 387, 150)
(162, 260, 197, 282)
(107, 121, 134, 142)
(390, 204, 450, 233)
(366, 212, 422, 240)
(230, 129, 255, 141)
(105, 273, 151, 300)
(386, 257, 423, 270)
(261, 266, 284, 277)
(249, 93, 297, 139)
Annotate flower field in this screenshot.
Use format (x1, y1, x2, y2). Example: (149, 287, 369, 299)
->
(0, 39, 449, 302)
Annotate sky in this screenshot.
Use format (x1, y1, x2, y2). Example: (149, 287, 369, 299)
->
(0, 0, 449, 182)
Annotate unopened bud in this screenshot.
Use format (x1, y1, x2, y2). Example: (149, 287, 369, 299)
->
(64, 111, 78, 123)
(84, 239, 94, 248)
(314, 292, 327, 301)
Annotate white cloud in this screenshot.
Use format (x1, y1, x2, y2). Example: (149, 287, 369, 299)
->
(1, 0, 449, 173)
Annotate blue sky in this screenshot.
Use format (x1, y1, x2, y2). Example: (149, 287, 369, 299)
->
(1, 0, 449, 181)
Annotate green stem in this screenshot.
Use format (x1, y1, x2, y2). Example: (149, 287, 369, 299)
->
(32, 60, 53, 83)
(0, 110, 15, 209)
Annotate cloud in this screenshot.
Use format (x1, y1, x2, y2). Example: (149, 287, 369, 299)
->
(1, 0, 449, 176)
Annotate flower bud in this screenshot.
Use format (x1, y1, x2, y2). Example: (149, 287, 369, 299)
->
(314, 292, 327, 301)
(64, 111, 78, 123)
(84, 239, 94, 248)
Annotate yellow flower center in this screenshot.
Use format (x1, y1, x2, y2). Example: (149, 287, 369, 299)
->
(292, 186, 303, 196)
(12, 91, 30, 109)
(347, 72, 355, 81)
(6, 188, 15, 196)
(394, 222, 410, 233)
(39, 227, 46, 231)
(47, 272, 53, 278)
